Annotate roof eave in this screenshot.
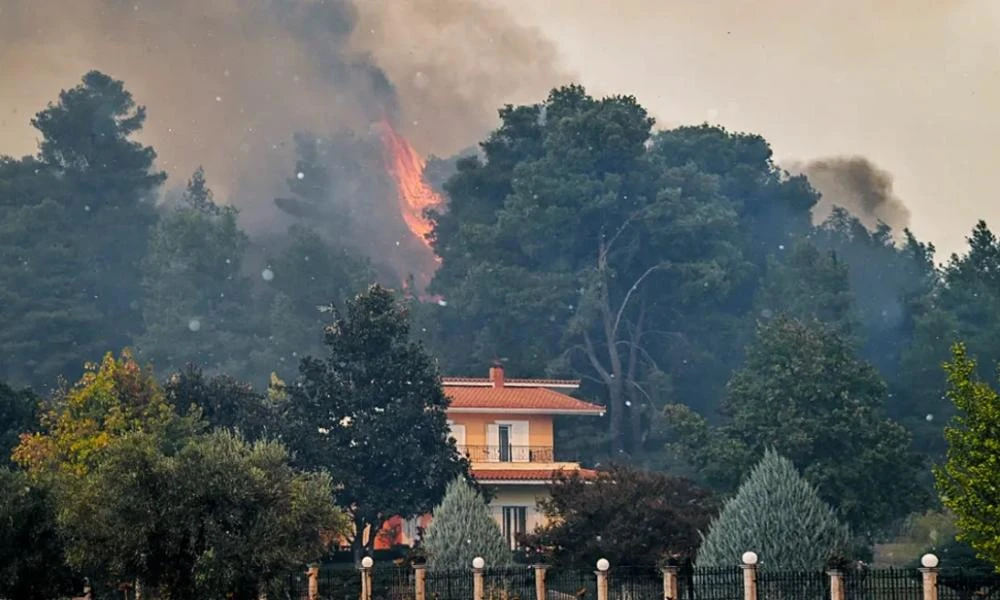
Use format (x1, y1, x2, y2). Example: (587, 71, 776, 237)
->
(446, 407, 606, 416)
(475, 480, 552, 485)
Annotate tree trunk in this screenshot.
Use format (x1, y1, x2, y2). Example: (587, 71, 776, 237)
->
(352, 515, 366, 566)
(627, 298, 646, 454)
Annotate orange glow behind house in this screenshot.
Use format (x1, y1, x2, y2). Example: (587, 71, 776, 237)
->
(379, 119, 444, 253)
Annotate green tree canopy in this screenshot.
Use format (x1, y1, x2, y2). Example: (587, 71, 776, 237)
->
(664, 317, 926, 535)
(0, 469, 75, 600)
(429, 85, 758, 456)
(137, 167, 259, 379)
(163, 364, 275, 441)
(697, 449, 851, 570)
(422, 477, 512, 569)
(60, 430, 345, 599)
(935, 343, 1000, 568)
(526, 466, 716, 569)
(13, 350, 200, 480)
(281, 284, 469, 558)
(754, 239, 858, 339)
(0, 381, 38, 464)
(0, 71, 165, 389)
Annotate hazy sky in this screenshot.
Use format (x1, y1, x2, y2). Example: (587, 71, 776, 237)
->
(495, 0, 1000, 258)
(2, 0, 998, 258)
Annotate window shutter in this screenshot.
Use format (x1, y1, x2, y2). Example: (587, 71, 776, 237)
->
(487, 424, 499, 462)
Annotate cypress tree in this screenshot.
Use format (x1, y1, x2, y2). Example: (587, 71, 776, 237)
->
(697, 449, 850, 570)
(422, 478, 512, 570)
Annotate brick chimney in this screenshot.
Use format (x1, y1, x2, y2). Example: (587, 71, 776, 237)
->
(489, 360, 505, 388)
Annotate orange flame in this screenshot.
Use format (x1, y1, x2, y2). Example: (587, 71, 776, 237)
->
(379, 119, 443, 250)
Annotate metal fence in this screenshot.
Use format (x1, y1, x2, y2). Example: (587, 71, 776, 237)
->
(690, 566, 744, 600)
(757, 570, 830, 600)
(936, 568, 1000, 600)
(275, 562, 1000, 600)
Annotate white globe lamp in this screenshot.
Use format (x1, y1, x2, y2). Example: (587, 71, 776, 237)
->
(361, 556, 374, 569)
(472, 556, 485, 570)
(921, 553, 939, 569)
(742, 551, 759, 566)
(596, 558, 610, 572)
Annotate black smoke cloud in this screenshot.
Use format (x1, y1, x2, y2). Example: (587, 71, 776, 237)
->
(0, 0, 568, 223)
(789, 156, 911, 232)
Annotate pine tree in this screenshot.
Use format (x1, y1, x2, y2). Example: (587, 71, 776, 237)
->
(422, 478, 512, 570)
(136, 167, 257, 380)
(697, 449, 850, 570)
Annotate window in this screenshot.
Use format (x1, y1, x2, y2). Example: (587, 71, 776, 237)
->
(501, 506, 527, 550)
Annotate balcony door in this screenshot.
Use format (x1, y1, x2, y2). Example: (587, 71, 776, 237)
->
(498, 425, 511, 462)
(487, 421, 529, 463)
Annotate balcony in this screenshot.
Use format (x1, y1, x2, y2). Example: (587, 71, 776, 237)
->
(457, 445, 556, 463)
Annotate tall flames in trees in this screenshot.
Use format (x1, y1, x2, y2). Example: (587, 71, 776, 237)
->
(380, 120, 443, 253)
(379, 119, 444, 297)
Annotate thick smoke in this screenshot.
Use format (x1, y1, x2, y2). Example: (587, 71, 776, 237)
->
(0, 0, 568, 228)
(790, 157, 911, 232)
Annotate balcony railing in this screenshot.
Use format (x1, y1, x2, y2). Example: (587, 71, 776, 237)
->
(457, 445, 556, 463)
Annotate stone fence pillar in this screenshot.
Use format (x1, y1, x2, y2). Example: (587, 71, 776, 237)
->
(741, 552, 758, 600)
(920, 554, 940, 600)
(534, 564, 549, 600)
(596, 559, 610, 600)
(414, 564, 427, 600)
(828, 570, 845, 600)
(662, 566, 679, 600)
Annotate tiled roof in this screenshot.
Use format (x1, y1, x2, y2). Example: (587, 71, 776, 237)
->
(444, 385, 605, 414)
(471, 468, 599, 482)
(443, 377, 580, 388)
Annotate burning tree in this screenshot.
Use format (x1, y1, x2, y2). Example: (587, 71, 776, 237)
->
(272, 123, 444, 297)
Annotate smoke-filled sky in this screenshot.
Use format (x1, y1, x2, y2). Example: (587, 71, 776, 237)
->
(1, 0, 998, 257)
(495, 0, 1000, 257)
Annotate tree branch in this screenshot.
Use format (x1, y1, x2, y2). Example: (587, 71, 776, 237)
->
(612, 264, 665, 339)
(582, 332, 613, 385)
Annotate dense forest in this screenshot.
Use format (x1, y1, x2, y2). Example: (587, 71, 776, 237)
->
(3, 71, 1000, 583)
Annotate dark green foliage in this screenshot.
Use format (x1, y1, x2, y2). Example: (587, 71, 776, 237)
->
(664, 317, 927, 535)
(58, 430, 344, 599)
(754, 239, 859, 339)
(429, 85, 760, 455)
(422, 477, 512, 569)
(0, 382, 38, 464)
(901, 222, 1000, 456)
(261, 225, 374, 370)
(526, 466, 716, 569)
(137, 167, 259, 377)
(163, 365, 274, 441)
(281, 284, 469, 557)
(0, 71, 164, 390)
(0, 469, 75, 600)
(697, 450, 851, 570)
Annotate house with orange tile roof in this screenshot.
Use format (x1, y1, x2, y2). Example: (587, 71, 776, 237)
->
(443, 362, 604, 548)
(374, 362, 604, 551)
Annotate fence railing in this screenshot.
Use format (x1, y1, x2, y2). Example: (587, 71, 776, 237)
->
(457, 445, 557, 463)
(251, 552, 982, 600)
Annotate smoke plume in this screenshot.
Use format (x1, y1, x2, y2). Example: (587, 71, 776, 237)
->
(790, 157, 911, 232)
(0, 0, 568, 226)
